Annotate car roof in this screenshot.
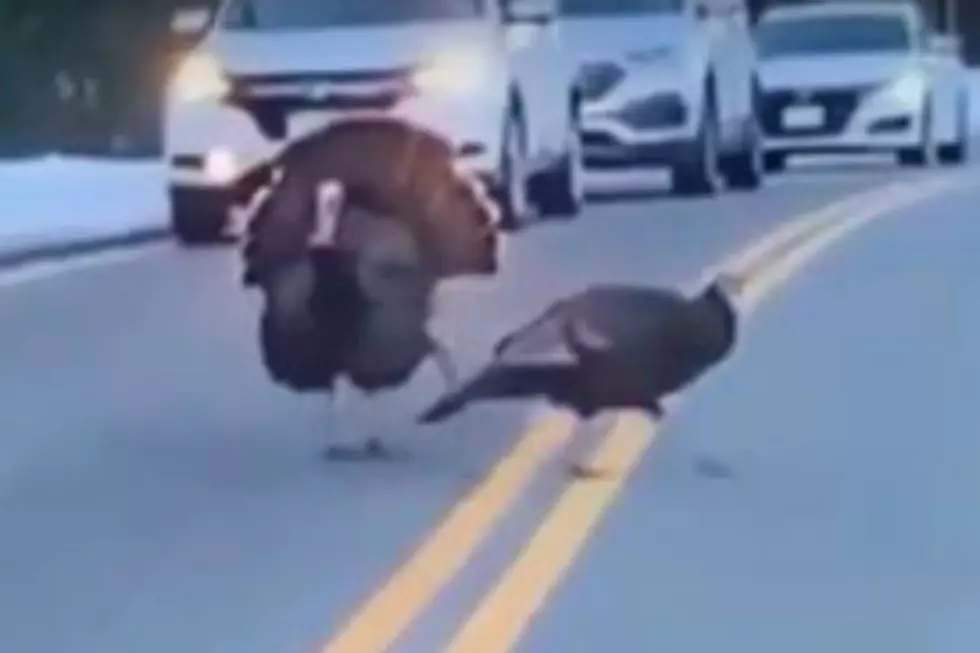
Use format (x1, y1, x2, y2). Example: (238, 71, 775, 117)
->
(759, 1, 917, 23)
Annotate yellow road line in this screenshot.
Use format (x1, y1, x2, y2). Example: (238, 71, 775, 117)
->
(444, 412, 655, 653)
(314, 176, 940, 652)
(443, 172, 966, 652)
(686, 180, 903, 298)
(696, 180, 901, 286)
(738, 173, 963, 312)
(319, 409, 577, 653)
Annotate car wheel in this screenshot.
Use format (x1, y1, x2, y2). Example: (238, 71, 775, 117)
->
(531, 106, 584, 218)
(898, 99, 935, 167)
(491, 108, 531, 232)
(937, 93, 969, 165)
(723, 114, 763, 191)
(671, 88, 722, 197)
(169, 187, 230, 245)
(763, 151, 787, 173)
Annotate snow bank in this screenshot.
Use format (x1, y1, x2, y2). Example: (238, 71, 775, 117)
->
(0, 154, 168, 264)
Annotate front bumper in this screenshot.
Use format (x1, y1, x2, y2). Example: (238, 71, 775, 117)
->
(164, 88, 506, 197)
(759, 82, 925, 154)
(579, 134, 695, 169)
(577, 60, 699, 169)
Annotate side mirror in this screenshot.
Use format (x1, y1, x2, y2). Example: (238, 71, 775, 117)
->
(502, 0, 557, 25)
(928, 33, 961, 57)
(171, 7, 213, 36)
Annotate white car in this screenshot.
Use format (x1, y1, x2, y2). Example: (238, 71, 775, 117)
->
(754, 1, 970, 171)
(563, 0, 763, 195)
(164, 0, 583, 244)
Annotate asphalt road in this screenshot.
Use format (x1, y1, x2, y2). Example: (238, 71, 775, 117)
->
(0, 157, 972, 653)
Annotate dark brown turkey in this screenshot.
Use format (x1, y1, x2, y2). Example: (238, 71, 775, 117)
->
(240, 117, 501, 460)
(418, 273, 745, 424)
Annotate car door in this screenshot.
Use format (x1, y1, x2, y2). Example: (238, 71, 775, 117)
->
(497, 0, 570, 172)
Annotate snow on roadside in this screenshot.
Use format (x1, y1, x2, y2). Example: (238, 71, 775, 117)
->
(0, 154, 167, 262)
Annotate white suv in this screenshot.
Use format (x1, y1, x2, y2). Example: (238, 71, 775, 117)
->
(564, 0, 763, 195)
(164, 0, 583, 244)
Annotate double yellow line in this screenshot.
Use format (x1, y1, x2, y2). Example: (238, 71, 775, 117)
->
(320, 172, 967, 653)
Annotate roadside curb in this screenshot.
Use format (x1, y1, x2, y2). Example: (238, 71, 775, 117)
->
(0, 227, 170, 271)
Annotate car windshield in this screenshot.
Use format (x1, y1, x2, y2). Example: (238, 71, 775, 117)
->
(755, 14, 912, 58)
(562, 0, 683, 17)
(222, 0, 485, 29)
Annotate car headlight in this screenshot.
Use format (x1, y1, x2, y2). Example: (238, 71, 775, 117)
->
(412, 50, 493, 97)
(886, 70, 928, 107)
(169, 52, 230, 103)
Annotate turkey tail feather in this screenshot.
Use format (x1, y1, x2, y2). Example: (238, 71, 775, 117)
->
(417, 364, 574, 424)
(417, 370, 494, 424)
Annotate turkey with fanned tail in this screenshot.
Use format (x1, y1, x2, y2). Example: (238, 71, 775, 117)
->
(240, 117, 501, 460)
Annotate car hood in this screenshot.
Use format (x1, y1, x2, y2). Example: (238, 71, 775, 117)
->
(758, 52, 915, 90)
(207, 21, 496, 75)
(559, 15, 691, 64)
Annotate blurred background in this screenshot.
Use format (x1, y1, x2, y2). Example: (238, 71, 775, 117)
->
(0, 0, 974, 158)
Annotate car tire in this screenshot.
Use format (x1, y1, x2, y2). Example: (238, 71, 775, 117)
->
(671, 86, 722, 197)
(491, 106, 532, 233)
(898, 99, 934, 167)
(897, 147, 930, 166)
(763, 151, 787, 173)
(531, 105, 584, 218)
(169, 187, 230, 246)
(937, 94, 969, 165)
(722, 113, 763, 191)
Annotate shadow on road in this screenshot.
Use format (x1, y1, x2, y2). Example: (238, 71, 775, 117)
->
(786, 154, 901, 174)
(585, 188, 672, 204)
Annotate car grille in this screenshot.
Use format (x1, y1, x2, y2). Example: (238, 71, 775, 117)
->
(577, 62, 625, 102)
(760, 85, 874, 137)
(616, 93, 686, 129)
(581, 130, 620, 148)
(226, 68, 413, 112)
(224, 68, 414, 139)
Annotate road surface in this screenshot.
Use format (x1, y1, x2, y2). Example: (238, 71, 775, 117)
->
(0, 159, 975, 653)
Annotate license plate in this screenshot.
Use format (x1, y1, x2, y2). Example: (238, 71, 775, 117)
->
(782, 104, 825, 129)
